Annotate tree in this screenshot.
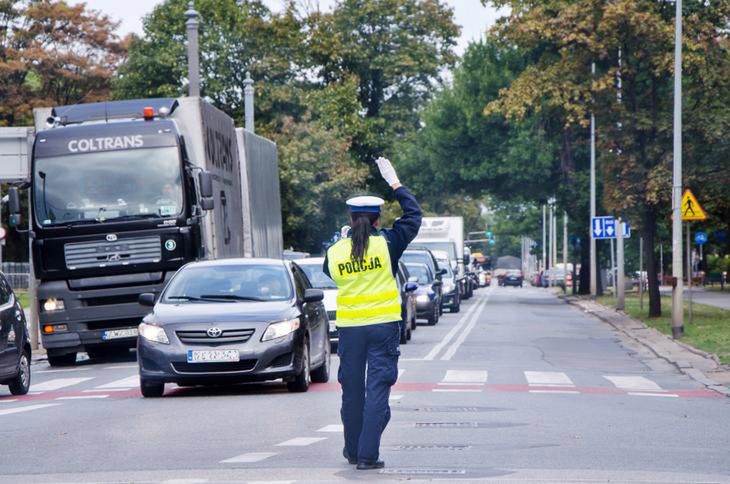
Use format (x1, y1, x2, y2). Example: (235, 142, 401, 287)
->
(482, 0, 730, 316)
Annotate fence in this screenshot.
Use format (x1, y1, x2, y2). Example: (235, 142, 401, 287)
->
(2, 262, 30, 290)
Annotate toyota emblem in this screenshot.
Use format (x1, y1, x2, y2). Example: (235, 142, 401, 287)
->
(106, 234, 118, 242)
(206, 327, 222, 338)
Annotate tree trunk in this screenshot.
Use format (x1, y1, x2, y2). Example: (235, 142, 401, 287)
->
(643, 206, 662, 317)
(578, 228, 591, 295)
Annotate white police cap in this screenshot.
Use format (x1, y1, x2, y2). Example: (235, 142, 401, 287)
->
(346, 195, 385, 213)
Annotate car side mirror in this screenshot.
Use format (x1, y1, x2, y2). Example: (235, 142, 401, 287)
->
(405, 282, 418, 292)
(138, 293, 156, 307)
(438, 268, 447, 276)
(303, 288, 324, 303)
(8, 187, 21, 227)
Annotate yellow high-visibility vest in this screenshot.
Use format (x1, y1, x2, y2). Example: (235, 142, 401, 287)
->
(327, 235, 402, 327)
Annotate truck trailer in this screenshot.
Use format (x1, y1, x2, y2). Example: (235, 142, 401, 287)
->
(3, 97, 282, 366)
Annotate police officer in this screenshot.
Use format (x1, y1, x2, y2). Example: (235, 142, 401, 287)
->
(323, 157, 422, 470)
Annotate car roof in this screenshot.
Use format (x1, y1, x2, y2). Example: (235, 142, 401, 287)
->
(181, 258, 287, 268)
(293, 257, 324, 265)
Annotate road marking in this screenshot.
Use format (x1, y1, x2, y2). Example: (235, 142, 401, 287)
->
(423, 295, 482, 361)
(220, 452, 278, 464)
(604, 376, 663, 392)
(36, 368, 91, 374)
(0, 403, 60, 416)
(389, 394, 403, 401)
(56, 395, 109, 400)
(628, 392, 679, 398)
(524, 371, 575, 387)
(529, 390, 580, 395)
(440, 291, 491, 361)
(94, 375, 139, 389)
(161, 479, 208, 484)
(317, 424, 343, 433)
(432, 388, 482, 393)
(275, 437, 327, 446)
(441, 370, 487, 384)
(104, 364, 138, 370)
(0, 399, 18, 403)
(30, 377, 94, 392)
(248, 481, 295, 484)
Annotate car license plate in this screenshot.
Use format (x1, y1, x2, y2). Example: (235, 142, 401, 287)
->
(101, 328, 138, 340)
(187, 349, 240, 363)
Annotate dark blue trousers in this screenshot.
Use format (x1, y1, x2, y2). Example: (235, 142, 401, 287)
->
(337, 321, 400, 464)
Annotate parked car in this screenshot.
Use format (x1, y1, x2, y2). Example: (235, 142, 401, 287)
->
(395, 262, 419, 343)
(295, 257, 339, 348)
(402, 247, 445, 313)
(502, 269, 524, 287)
(137, 258, 330, 397)
(405, 262, 441, 325)
(0, 274, 31, 396)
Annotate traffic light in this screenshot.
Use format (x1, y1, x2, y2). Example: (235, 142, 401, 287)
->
(485, 230, 493, 238)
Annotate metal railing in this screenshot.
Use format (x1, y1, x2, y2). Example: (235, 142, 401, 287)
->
(1, 262, 30, 290)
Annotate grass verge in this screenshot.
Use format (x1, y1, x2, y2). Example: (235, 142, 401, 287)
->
(595, 293, 730, 365)
(14, 290, 30, 310)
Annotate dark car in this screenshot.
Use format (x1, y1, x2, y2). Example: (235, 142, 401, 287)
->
(438, 262, 461, 313)
(405, 262, 441, 325)
(136, 258, 331, 397)
(396, 261, 419, 344)
(0, 274, 31, 396)
(503, 269, 524, 287)
(402, 248, 445, 313)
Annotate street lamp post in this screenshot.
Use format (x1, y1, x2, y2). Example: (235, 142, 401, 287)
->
(671, 0, 684, 338)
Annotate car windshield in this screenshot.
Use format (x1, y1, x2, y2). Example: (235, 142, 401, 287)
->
(297, 263, 337, 289)
(34, 147, 183, 226)
(402, 251, 434, 270)
(405, 264, 431, 285)
(163, 264, 293, 303)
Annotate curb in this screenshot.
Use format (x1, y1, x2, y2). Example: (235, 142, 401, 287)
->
(560, 294, 730, 398)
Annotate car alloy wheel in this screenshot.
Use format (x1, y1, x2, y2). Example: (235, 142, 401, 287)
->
(9, 351, 31, 395)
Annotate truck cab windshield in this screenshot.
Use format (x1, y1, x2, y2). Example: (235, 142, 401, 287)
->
(34, 147, 183, 226)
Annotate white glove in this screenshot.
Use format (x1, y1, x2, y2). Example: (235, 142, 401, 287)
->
(375, 157, 400, 187)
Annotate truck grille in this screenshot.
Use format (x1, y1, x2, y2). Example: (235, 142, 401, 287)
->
(176, 328, 255, 345)
(65, 236, 162, 270)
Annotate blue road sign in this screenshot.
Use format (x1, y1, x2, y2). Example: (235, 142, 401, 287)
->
(695, 231, 708, 245)
(592, 216, 630, 240)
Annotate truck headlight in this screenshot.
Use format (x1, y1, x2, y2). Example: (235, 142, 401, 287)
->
(42, 298, 65, 312)
(139, 323, 169, 344)
(262, 318, 300, 342)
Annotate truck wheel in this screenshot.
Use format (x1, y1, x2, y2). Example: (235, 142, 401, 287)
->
(8, 350, 31, 395)
(140, 378, 164, 398)
(311, 336, 330, 383)
(47, 352, 77, 367)
(287, 341, 311, 393)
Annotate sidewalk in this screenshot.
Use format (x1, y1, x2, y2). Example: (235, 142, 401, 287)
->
(658, 285, 730, 311)
(560, 293, 730, 398)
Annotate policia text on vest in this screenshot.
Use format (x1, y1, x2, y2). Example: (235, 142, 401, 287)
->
(336, 256, 383, 276)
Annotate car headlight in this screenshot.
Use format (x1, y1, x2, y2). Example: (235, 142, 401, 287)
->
(138, 322, 169, 344)
(42, 298, 65, 312)
(262, 318, 300, 342)
(416, 294, 430, 303)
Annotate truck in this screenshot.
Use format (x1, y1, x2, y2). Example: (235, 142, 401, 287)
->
(2, 97, 283, 366)
(411, 217, 473, 299)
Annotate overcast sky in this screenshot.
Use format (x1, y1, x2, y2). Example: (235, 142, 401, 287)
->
(81, 0, 505, 55)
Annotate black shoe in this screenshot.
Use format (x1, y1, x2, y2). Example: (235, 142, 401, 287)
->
(356, 460, 385, 470)
(343, 448, 357, 465)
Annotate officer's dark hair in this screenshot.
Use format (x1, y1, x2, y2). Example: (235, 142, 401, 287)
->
(350, 212, 379, 261)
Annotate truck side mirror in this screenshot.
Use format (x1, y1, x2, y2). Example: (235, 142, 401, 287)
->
(198, 171, 213, 199)
(200, 198, 214, 211)
(8, 187, 21, 227)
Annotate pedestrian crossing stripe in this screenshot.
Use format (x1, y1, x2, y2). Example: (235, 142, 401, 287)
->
(681, 189, 708, 221)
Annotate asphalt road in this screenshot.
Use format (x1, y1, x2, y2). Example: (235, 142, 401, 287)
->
(2, 284, 729, 483)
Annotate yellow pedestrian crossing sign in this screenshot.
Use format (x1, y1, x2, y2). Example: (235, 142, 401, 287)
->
(681, 189, 707, 221)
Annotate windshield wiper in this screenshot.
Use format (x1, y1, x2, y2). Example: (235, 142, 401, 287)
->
(62, 219, 102, 227)
(199, 294, 265, 302)
(165, 295, 204, 302)
(104, 214, 162, 222)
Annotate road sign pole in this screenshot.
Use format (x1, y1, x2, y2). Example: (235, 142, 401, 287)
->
(687, 223, 693, 324)
(542, 205, 546, 272)
(563, 211, 568, 294)
(617, 218, 625, 311)
(639, 236, 644, 312)
(610, 238, 615, 295)
(671, 0, 684, 338)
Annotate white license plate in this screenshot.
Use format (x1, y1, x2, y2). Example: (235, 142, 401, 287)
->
(187, 349, 240, 363)
(101, 328, 138, 340)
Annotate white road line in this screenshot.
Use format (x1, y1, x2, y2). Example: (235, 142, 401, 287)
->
(94, 375, 139, 389)
(524, 371, 575, 387)
(604, 376, 664, 392)
(161, 479, 208, 484)
(0, 403, 60, 416)
(0, 399, 18, 403)
(422, 296, 482, 361)
(104, 364, 138, 370)
(389, 394, 403, 401)
(529, 390, 580, 395)
(30, 377, 94, 392)
(56, 395, 109, 400)
(441, 370, 488, 384)
(440, 291, 491, 361)
(317, 424, 343, 432)
(220, 452, 278, 464)
(36, 368, 91, 374)
(432, 388, 482, 393)
(628, 392, 679, 398)
(248, 481, 295, 484)
(275, 437, 327, 447)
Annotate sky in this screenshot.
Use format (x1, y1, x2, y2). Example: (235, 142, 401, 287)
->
(81, 0, 506, 55)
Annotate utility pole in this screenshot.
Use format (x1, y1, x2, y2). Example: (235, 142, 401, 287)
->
(616, 218, 625, 310)
(542, 205, 546, 272)
(671, 0, 684, 338)
(590, 62, 597, 297)
(639, 237, 644, 311)
(548, 204, 553, 271)
(687, 223, 693, 324)
(186, 2, 200, 97)
(563, 211, 568, 294)
(610, 238, 616, 295)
